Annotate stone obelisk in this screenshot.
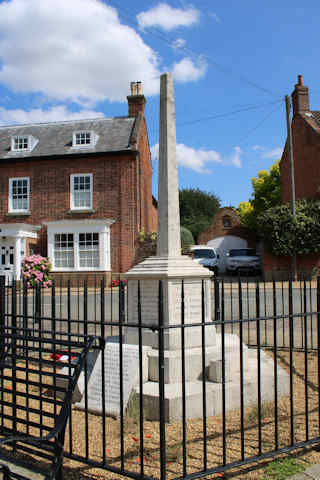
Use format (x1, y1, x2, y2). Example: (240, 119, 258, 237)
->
(126, 72, 215, 351)
(157, 72, 181, 258)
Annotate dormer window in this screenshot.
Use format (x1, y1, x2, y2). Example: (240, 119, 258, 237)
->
(12, 136, 29, 151)
(72, 130, 98, 148)
(76, 132, 91, 145)
(73, 131, 92, 147)
(11, 135, 38, 153)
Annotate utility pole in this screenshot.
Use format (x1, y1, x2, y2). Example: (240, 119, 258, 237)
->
(285, 95, 297, 280)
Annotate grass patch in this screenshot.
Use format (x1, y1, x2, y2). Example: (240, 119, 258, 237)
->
(263, 457, 306, 479)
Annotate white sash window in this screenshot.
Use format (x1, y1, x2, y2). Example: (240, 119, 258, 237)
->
(9, 177, 30, 213)
(70, 174, 93, 210)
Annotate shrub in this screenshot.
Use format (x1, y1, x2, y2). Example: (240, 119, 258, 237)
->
(135, 229, 157, 263)
(180, 226, 194, 254)
(21, 255, 52, 288)
(258, 199, 320, 255)
(136, 227, 195, 262)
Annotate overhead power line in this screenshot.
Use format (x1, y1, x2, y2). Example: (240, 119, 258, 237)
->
(236, 101, 283, 144)
(107, 0, 282, 99)
(177, 100, 282, 127)
(148, 99, 282, 133)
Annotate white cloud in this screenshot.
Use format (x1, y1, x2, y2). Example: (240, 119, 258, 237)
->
(137, 3, 199, 31)
(176, 143, 221, 173)
(0, 106, 104, 125)
(252, 145, 264, 151)
(230, 146, 242, 167)
(172, 57, 207, 83)
(172, 38, 186, 50)
(151, 143, 242, 173)
(262, 147, 283, 160)
(0, 0, 161, 105)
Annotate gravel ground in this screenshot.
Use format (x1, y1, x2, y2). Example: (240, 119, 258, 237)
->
(2, 349, 320, 480)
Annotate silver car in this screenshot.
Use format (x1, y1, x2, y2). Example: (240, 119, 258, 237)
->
(191, 246, 219, 275)
(226, 248, 261, 275)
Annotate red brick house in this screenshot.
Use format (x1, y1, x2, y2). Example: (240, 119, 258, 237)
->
(0, 82, 157, 284)
(263, 75, 320, 276)
(281, 75, 320, 203)
(197, 207, 257, 272)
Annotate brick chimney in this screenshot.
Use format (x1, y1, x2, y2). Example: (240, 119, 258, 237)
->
(127, 81, 146, 116)
(291, 75, 310, 116)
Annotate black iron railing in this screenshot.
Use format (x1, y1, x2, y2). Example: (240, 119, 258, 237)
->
(0, 275, 319, 480)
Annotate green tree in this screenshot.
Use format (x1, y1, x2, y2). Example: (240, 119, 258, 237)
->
(257, 199, 320, 255)
(237, 160, 281, 230)
(179, 188, 220, 242)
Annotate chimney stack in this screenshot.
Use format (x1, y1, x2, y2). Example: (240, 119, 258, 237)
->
(291, 74, 310, 116)
(127, 81, 146, 116)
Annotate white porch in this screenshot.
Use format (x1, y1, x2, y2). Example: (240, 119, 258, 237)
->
(0, 223, 41, 283)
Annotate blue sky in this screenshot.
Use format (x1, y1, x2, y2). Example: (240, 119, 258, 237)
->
(0, 0, 319, 207)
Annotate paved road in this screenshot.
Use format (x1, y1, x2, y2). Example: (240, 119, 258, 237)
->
(4, 282, 319, 349)
(216, 283, 318, 349)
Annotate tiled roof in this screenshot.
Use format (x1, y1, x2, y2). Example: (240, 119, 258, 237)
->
(0, 117, 137, 160)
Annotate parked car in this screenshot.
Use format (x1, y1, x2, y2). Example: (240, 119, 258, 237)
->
(226, 248, 261, 275)
(190, 245, 219, 274)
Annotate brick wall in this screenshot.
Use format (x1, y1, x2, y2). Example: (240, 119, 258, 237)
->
(281, 114, 320, 203)
(198, 207, 255, 245)
(262, 250, 320, 279)
(0, 146, 156, 273)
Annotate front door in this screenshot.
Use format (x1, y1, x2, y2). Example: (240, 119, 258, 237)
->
(0, 240, 15, 285)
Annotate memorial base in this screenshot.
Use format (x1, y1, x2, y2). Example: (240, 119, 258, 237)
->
(135, 334, 290, 422)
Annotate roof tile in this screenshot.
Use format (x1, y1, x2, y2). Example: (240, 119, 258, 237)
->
(0, 117, 136, 159)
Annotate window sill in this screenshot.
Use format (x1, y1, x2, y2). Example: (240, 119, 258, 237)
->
(51, 268, 109, 272)
(7, 211, 31, 217)
(67, 209, 95, 214)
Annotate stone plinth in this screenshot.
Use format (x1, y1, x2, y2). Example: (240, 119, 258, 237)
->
(126, 256, 215, 350)
(137, 336, 290, 422)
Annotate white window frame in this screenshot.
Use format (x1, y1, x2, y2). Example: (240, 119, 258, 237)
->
(72, 131, 94, 147)
(12, 136, 29, 151)
(70, 173, 93, 211)
(11, 135, 38, 153)
(46, 220, 113, 272)
(9, 177, 30, 213)
(79, 232, 100, 268)
(53, 233, 75, 269)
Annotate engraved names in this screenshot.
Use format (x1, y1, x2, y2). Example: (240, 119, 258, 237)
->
(76, 343, 146, 417)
